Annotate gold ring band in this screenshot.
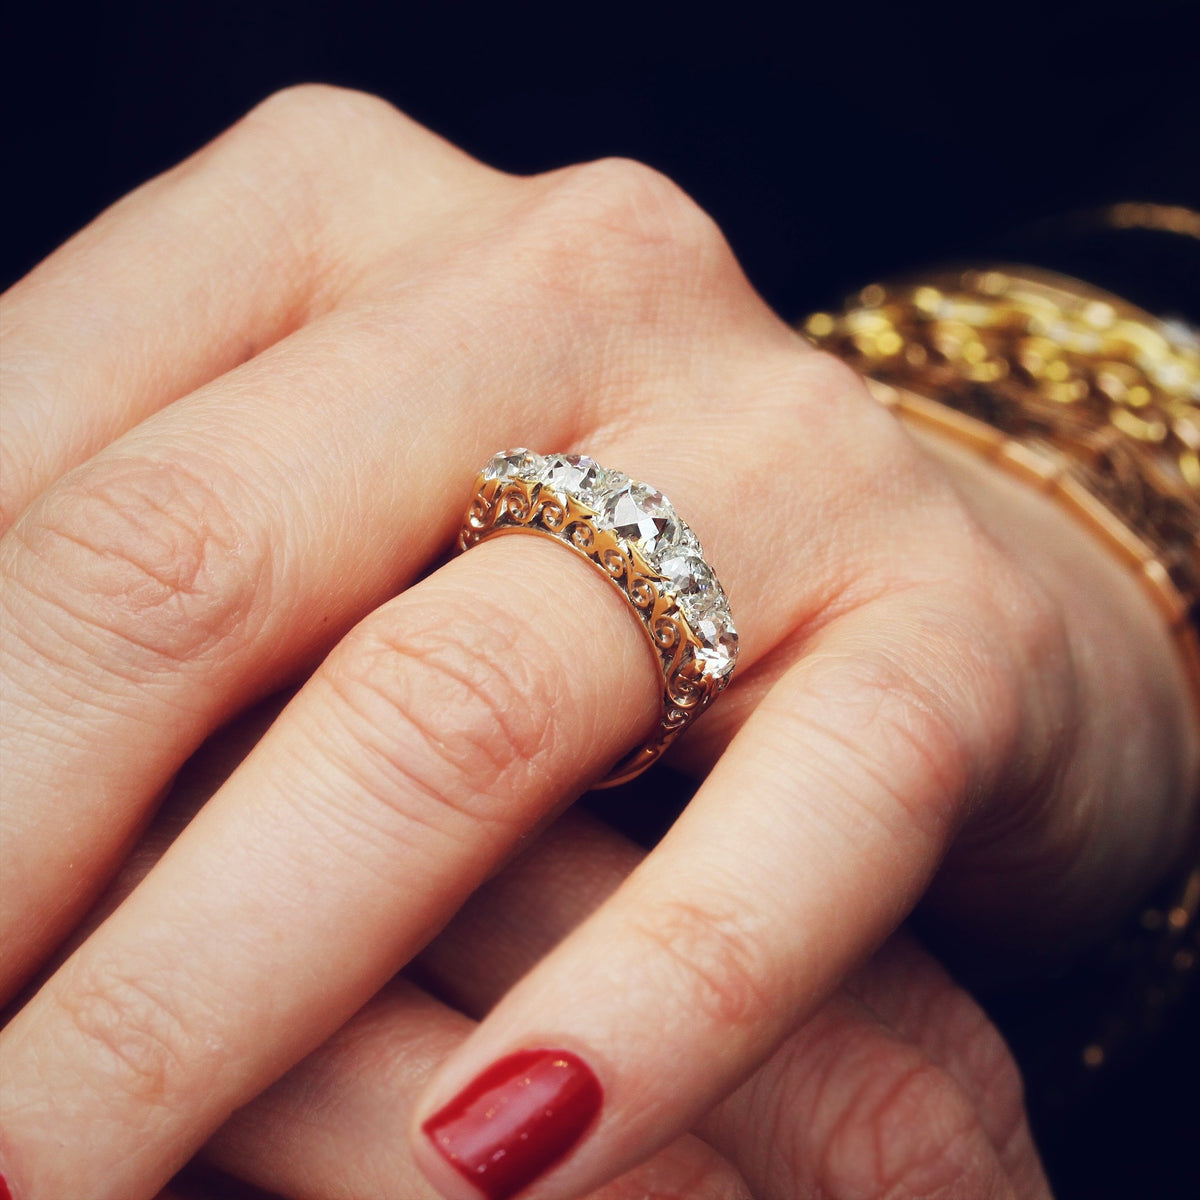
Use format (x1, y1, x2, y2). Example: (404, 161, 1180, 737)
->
(458, 450, 738, 787)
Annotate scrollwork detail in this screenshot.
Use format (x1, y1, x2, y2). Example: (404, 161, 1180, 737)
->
(651, 614, 681, 651)
(499, 482, 532, 523)
(568, 520, 596, 552)
(599, 545, 628, 580)
(626, 574, 657, 610)
(537, 496, 566, 531)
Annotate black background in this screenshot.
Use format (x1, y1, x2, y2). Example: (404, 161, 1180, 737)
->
(4, 1, 1200, 1196)
(6, 1, 1200, 314)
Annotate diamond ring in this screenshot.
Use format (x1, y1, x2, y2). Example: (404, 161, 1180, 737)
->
(458, 449, 738, 787)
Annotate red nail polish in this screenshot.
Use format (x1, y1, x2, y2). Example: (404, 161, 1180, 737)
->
(422, 1048, 603, 1200)
(0, 1171, 12, 1200)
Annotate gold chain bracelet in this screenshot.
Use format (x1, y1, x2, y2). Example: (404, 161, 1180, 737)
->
(801, 263, 1200, 1099)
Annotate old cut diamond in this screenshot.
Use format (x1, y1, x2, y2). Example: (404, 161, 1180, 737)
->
(689, 600, 738, 679)
(603, 468, 630, 494)
(604, 482, 679, 557)
(675, 524, 702, 557)
(541, 453, 606, 505)
(659, 549, 716, 618)
(482, 448, 545, 482)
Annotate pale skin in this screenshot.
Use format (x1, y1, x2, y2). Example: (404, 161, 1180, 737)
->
(0, 85, 1196, 1200)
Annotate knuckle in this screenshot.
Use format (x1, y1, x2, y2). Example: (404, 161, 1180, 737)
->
(799, 347, 878, 409)
(52, 958, 203, 1112)
(316, 595, 556, 835)
(626, 891, 774, 1034)
(235, 83, 463, 199)
(217, 85, 459, 280)
(818, 1048, 989, 1200)
(5, 454, 267, 667)
(529, 156, 733, 293)
(244, 82, 411, 149)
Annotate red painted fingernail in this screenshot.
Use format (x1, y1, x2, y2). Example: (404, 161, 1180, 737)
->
(422, 1048, 603, 1200)
(0, 1171, 12, 1200)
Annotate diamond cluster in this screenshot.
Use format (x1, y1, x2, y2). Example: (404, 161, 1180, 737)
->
(483, 449, 738, 679)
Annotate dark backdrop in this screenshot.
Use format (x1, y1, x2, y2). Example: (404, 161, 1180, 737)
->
(5, 2, 1199, 1196)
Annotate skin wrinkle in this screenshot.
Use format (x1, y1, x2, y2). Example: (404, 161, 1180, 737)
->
(351, 598, 561, 775)
(3, 453, 270, 670)
(622, 894, 778, 1037)
(779, 677, 966, 844)
(312, 626, 563, 832)
(840, 943, 1033, 1193)
(47, 955, 206, 1120)
(737, 705, 945, 871)
(289, 683, 524, 877)
(812, 1048, 976, 1200)
(701, 996, 880, 1196)
(871, 994, 1025, 1187)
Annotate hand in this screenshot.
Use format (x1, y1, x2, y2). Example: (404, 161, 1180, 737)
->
(2, 85, 1196, 1200)
(58, 719, 1051, 1199)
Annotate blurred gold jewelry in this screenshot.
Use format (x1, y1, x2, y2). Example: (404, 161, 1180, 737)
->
(802, 265, 1200, 721)
(458, 450, 738, 787)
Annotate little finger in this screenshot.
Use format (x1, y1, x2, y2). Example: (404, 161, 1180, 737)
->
(409, 585, 1032, 1199)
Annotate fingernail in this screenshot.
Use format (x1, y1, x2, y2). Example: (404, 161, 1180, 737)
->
(422, 1048, 603, 1200)
(0, 1171, 12, 1200)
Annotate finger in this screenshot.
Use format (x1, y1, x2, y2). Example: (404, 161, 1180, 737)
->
(206, 982, 750, 1200)
(700, 981, 1019, 1200)
(839, 934, 1050, 1199)
(1, 163, 901, 1194)
(1, 144, 782, 992)
(23, 723, 1046, 1200)
(62, 732, 1032, 1200)
(0, 83, 491, 531)
(416, 814, 1045, 1200)
(409, 576, 1036, 1199)
(0, 82, 506, 989)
